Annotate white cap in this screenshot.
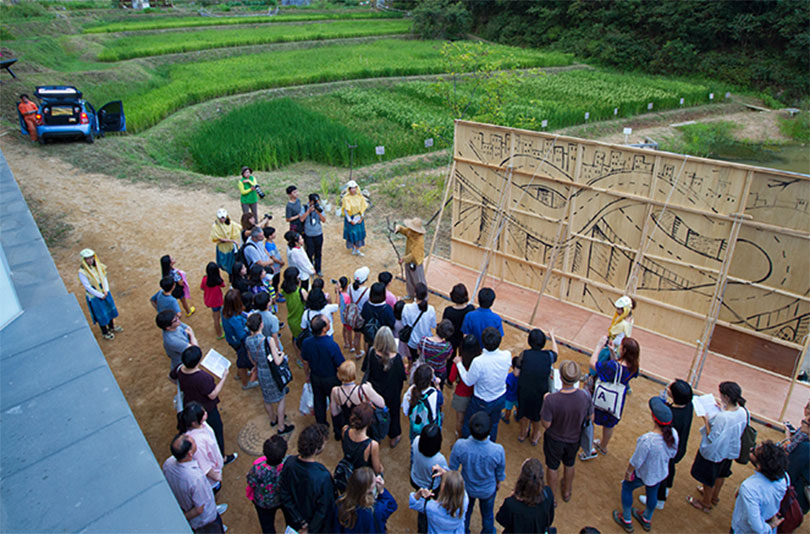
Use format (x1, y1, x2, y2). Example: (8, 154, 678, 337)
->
(216, 208, 228, 219)
(354, 266, 370, 283)
(614, 295, 632, 309)
(346, 179, 359, 189)
(80, 248, 95, 258)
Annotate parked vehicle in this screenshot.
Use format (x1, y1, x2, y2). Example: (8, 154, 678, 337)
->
(18, 85, 125, 144)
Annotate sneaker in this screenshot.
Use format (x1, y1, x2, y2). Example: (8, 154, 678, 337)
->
(278, 424, 295, 435)
(276, 295, 286, 303)
(355, 350, 364, 360)
(631, 508, 652, 532)
(113, 325, 124, 332)
(638, 495, 665, 510)
(279, 321, 286, 330)
(317, 271, 324, 277)
(242, 380, 259, 390)
(356, 250, 365, 257)
(612, 510, 634, 533)
(102, 332, 115, 340)
(186, 306, 196, 317)
(579, 449, 598, 461)
(351, 249, 358, 256)
(223, 453, 238, 465)
(223, 526, 228, 533)
(216, 333, 225, 339)
(217, 504, 229, 515)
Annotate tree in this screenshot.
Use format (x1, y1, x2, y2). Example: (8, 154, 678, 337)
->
(412, 0, 471, 41)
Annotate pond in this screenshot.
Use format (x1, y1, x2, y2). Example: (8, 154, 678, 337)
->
(719, 143, 810, 175)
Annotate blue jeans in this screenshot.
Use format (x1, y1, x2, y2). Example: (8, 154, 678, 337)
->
(464, 493, 496, 534)
(462, 394, 506, 442)
(621, 477, 660, 522)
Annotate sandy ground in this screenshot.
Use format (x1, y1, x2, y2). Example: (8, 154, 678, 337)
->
(0, 122, 787, 534)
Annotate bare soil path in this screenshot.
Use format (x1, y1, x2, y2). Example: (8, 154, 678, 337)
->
(0, 109, 784, 533)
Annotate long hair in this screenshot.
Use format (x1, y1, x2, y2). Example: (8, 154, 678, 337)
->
(205, 262, 223, 288)
(337, 467, 376, 529)
(619, 337, 640, 374)
(719, 381, 746, 407)
(240, 212, 255, 231)
(410, 365, 434, 414)
(222, 289, 244, 319)
(437, 470, 465, 519)
(160, 255, 172, 277)
(659, 423, 677, 449)
(177, 402, 205, 433)
(281, 267, 300, 294)
(373, 327, 397, 371)
(415, 283, 429, 312)
(459, 334, 481, 371)
(513, 458, 545, 506)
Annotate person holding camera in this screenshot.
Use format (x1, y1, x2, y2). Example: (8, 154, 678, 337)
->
(238, 166, 264, 221)
(304, 193, 327, 277)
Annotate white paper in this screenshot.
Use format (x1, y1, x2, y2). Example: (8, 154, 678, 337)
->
(693, 393, 720, 418)
(201, 348, 231, 379)
(551, 368, 579, 393)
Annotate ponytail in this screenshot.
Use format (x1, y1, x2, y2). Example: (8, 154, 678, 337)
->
(353, 280, 361, 291)
(660, 424, 676, 449)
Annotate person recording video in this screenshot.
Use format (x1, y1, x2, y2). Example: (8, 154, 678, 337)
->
(304, 193, 326, 277)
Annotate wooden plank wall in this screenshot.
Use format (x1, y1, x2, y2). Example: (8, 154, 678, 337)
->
(450, 120, 810, 376)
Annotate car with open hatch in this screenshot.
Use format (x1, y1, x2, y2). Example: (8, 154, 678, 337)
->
(18, 85, 125, 144)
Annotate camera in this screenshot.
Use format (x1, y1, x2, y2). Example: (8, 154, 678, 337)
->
(331, 278, 338, 284)
(309, 193, 323, 213)
(263, 213, 272, 220)
(254, 184, 266, 199)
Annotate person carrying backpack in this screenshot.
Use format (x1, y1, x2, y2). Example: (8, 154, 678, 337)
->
(361, 282, 395, 351)
(346, 267, 371, 358)
(329, 361, 386, 441)
(403, 365, 443, 442)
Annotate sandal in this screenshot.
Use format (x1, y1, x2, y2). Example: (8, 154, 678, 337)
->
(517, 434, 527, 443)
(594, 439, 608, 455)
(686, 495, 711, 513)
(696, 485, 719, 505)
(390, 435, 401, 449)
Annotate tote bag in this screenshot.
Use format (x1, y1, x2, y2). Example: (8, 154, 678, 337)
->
(592, 363, 626, 419)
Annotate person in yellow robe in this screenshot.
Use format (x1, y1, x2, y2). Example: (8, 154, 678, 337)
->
(341, 180, 368, 257)
(210, 208, 242, 274)
(395, 217, 427, 300)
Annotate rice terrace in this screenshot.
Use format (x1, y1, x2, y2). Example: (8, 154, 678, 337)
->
(0, 1, 808, 533)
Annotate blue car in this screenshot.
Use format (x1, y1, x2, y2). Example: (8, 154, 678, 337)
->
(18, 85, 126, 144)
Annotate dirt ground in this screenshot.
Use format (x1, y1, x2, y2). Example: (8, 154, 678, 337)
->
(1, 120, 787, 534)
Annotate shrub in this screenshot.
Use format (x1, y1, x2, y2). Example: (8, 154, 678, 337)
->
(412, 0, 470, 41)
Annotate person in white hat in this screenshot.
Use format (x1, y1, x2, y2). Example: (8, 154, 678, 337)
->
(78, 248, 121, 340)
(395, 217, 427, 300)
(210, 208, 242, 274)
(608, 295, 636, 347)
(341, 180, 368, 257)
(346, 266, 371, 357)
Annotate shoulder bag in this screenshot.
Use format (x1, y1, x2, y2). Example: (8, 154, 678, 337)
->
(265, 337, 293, 390)
(592, 362, 626, 419)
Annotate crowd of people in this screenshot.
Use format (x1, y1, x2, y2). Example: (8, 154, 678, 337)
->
(78, 172, 809, 534)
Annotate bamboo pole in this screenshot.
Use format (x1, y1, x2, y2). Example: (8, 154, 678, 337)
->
(779, 334, 810, 422)
(424, 158, 457, 276)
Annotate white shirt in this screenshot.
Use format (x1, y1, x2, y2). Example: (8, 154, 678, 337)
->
(348, 284, 371, 311)
(456, 348, 512, 402)
(402, 302, 437, 348)
(301, 304, 340, 337)
(287, 246, 315, 280)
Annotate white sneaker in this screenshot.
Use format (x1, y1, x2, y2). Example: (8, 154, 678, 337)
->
(223, 525, 228, 533)
(638, 495, 665, 510)
(579, 449, 598, 461)
(217, 503, 229, 515)
(356, 250, 365, 257)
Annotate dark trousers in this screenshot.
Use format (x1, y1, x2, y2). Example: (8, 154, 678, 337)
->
(304, 233, 324, 273)
(194, 514, 224, 534)
(271, 272, 280, 294)
(463, 394, 506, 442)
(255, 504, 278, 534)
(99, 318, 116, 335)
(384, 394, 403, 439)
(310, 374, 339, 428)
(658, 457, 679, 501)
(207, 406, 225, 456)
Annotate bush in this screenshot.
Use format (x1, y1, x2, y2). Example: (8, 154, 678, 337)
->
(413, 0, 470, 41)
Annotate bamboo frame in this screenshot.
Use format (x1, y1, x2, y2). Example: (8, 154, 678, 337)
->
(425, 157, 457, 276)
(779, 334, 810, 421)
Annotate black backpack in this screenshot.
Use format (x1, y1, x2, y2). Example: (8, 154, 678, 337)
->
(235, 240, 257, 266)
(333, 457, 354, 497)
(362, 314, 381, 344)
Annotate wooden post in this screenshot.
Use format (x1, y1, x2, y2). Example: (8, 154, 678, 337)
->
(690, 169, 754, 387)
(424, 158, 457, 276)
(778, 334, 810, 422)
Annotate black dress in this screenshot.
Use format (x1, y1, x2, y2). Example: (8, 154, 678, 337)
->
(362, 349, 406, 439)
(495, 490, 555, 534)
(516, 349, 557, 422)
(442, 304, 475, 350)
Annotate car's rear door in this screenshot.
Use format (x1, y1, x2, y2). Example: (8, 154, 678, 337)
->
(98, 101, 126, 133)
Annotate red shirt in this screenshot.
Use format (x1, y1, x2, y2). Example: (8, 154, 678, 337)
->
(448, 361, 473, 397)
(200, 276, 224, 308)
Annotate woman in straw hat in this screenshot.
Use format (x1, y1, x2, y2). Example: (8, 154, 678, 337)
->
(341, 180, 368, 257)
(77, 248, 121, 340)
(210, 208, 241, 274)
(394, 217, 426, 300)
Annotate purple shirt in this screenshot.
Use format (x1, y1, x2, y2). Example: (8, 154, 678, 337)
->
(162, 457, 218, 529)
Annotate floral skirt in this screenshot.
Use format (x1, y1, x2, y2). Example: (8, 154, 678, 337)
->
(343, 218, 366, 248)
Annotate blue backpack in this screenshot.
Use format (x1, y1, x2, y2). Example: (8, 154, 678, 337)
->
(409, 387, 441, 437)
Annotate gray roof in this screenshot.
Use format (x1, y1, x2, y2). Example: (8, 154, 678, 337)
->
(0, 149, 190, 533)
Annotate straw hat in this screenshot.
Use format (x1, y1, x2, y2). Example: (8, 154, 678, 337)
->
(79, 248, 95, 258)
(404, 217, 426, 234)
(614, 295, 632, 309)
(216, 208, 228, 219)
(559, 360, 580, 384)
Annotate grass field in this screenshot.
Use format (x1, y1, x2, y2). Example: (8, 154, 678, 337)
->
(93, 40, 574, 132)
(84, 10, 403, 33)
(184, 69, 726, 175)
(97, 19, 412, 61)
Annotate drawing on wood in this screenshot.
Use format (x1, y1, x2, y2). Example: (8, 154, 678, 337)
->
(450, 120, 810, 374)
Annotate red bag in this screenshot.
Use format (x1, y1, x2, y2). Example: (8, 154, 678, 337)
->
(777, 483, 804, 533)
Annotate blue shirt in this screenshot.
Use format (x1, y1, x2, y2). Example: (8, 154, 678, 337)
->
(411, 436, 449, 489)
(151, 290, 181, 315)
(335, 488, 397, 533)
(449, 437, 506, 499)
(301, 335, 345, 378)
(505, 373, 518, 402)
(222, 313, 248, 347)
(461, 308, 504, 346)
(409, 492, 468, 534)
(731, 472, 787, 534)
(263, 242, 283, 275)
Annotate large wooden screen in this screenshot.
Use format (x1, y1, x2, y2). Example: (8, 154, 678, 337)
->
(450, 120, 810, 375)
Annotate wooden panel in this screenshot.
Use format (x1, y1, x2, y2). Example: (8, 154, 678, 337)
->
(708, 324, 801, 377)
(451, 120, 810, 356)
